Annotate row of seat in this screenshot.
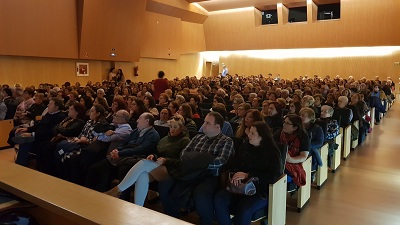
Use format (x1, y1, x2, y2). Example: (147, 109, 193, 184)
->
(262, 100, 393, 224)
(0, 99, 392, 225)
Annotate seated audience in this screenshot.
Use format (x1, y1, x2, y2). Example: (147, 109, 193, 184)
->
(36, 103, 86, 174)
(274, 115, 310, 191)
(105, 115, 190, 206)
(214, 121, 282, 225)
(13, 97, 67, 167)
(85, 113, 160, 196)
(13, 88, 35, 126)
(299, 107, 324, 181)
(159, 112, 234, 225)
(318, 105, 339, 168)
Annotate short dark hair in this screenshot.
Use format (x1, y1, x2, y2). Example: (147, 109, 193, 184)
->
(24, 88, 34, 97)
(143, 112, 155, 126)
(208, 111, 224, 129)
(3, 88, 12, 97)
(211, 103, 227, 119)
(158, 71, 165, 78)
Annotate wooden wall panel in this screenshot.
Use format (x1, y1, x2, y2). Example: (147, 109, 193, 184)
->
(135, 53, 203, 82)
(204, 0, 400, 50)
(0, 0, 78, 58)
(146, 0, 207, 24)
(220, 50, 400, 81)
(79, 0, 146, 62)
(0, 56, 108, 87)
(153, 0, 208, 15)
(141, 12, 182, 59)
(181, 22, 207, 54)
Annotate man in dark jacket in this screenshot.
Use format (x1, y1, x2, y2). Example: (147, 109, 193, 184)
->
(84, 112, 160, 196)
(14, 97, 66, 166)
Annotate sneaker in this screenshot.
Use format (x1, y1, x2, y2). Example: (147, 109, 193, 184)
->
(368, 128, 372, 133)
(374, 121, 379, 125)
(287, 182, 297, 193)
(311, 172, 316, 183)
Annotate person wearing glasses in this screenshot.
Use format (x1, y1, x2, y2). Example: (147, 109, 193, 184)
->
(274, 115, 310, 192)
(154, 108, 171, 127)
(94, 110, 132, 143)
(230, 103, 251, 124)
(105, 115, 190, 206)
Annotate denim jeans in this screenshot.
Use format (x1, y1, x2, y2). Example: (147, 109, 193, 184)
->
(214, 189, 268, 225)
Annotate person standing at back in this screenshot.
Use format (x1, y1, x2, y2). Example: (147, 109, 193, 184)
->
(154, 71, 169, 101)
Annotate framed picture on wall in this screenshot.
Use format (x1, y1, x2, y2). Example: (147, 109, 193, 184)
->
(76, 62, 89, 76)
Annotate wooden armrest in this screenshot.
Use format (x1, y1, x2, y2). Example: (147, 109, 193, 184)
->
(343, 125, 351, 159)
(297, 156, 312, 212)
(268, 174, 287, 225)
(0, 161, 190, 225)
(0, 119, 14, 148)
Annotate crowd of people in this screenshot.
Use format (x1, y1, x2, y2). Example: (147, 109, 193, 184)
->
(0, 70, 396, 225)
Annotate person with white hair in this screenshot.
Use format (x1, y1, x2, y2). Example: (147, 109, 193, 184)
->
(333, 96, 353, 127)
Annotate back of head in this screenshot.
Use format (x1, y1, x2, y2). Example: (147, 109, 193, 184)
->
(118, 110, 130, 123)
(211, 103, 227, 119)
(158, 71, 165, 79)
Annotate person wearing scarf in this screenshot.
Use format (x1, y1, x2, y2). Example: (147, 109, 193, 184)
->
(275, 115, 310, 187)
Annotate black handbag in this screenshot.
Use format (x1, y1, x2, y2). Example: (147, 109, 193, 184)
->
(226, 173, 259, 196)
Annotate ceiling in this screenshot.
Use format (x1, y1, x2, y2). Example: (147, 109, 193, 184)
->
(186, 0, 340, 12)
